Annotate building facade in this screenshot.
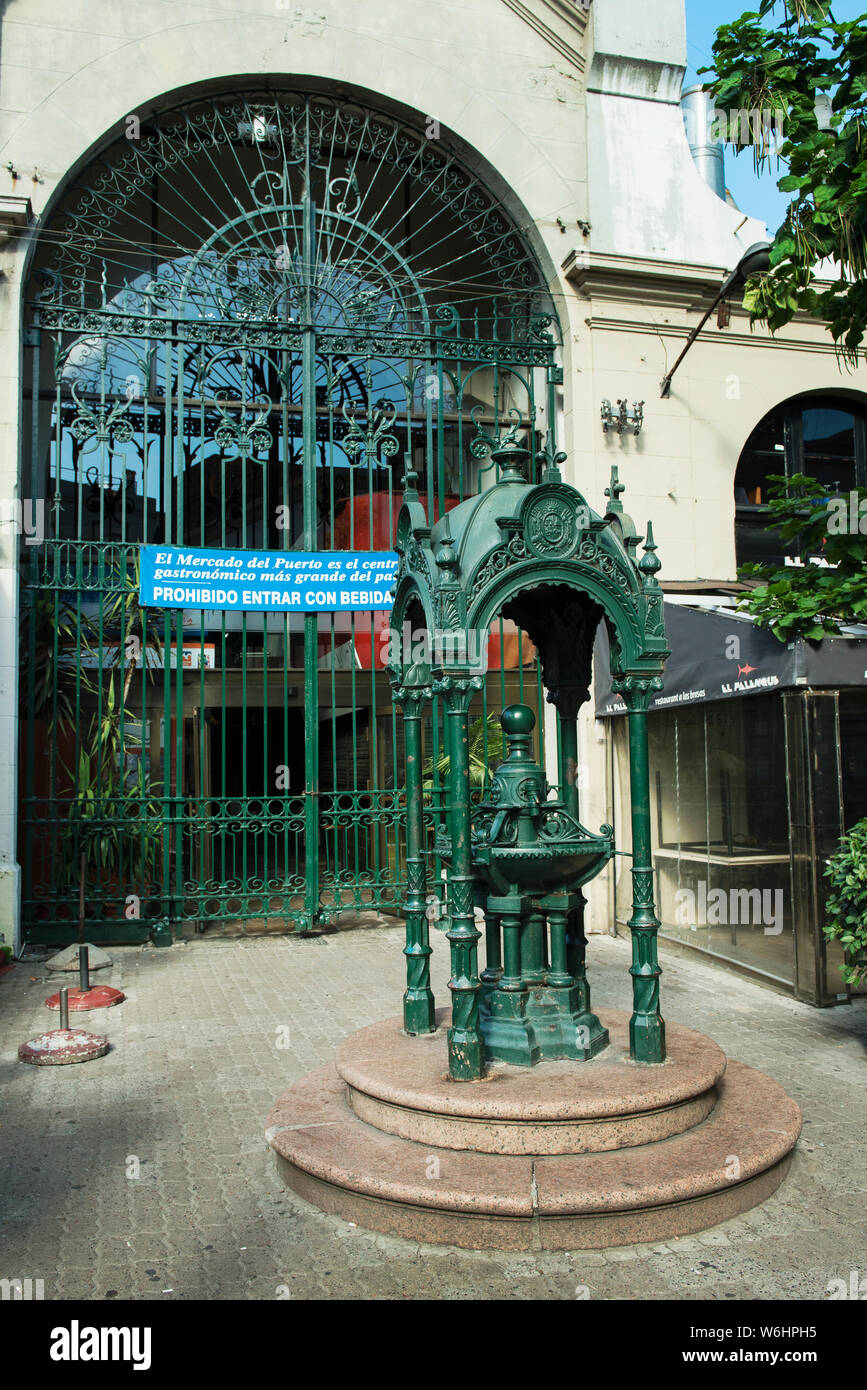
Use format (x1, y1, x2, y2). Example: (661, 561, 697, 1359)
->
(1, 0, 864, 999)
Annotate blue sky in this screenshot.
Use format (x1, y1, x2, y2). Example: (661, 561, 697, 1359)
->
(684, 0, 866, 233)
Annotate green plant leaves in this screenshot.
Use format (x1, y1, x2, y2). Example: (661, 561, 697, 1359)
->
(422, 711, 505, 790)
(705, 1, 867, 360)
(823, 817, 867, 987)
(738, 473, 867, 640)
(50, 554, 165, 902)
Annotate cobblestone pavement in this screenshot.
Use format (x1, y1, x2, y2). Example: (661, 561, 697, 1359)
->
(1, 927, 864, 1301)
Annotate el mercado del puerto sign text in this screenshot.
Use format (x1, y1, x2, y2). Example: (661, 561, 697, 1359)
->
(139, 546, 398, 612)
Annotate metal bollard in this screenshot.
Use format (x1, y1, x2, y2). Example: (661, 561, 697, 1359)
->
(78, 944, 90, 993)
(19, 978, 109, 1063)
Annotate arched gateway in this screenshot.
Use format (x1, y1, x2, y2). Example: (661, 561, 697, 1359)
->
(19, 88, 562, 943)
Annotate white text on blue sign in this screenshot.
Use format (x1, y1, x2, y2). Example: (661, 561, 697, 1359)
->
(139, 547, 398, 611)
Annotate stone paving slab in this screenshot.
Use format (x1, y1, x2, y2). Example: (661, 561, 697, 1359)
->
(0, 929, 864, 1300)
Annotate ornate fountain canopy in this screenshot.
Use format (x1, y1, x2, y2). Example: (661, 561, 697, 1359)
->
(388, 424, 671, 1081)
(391, 431, 669, 693)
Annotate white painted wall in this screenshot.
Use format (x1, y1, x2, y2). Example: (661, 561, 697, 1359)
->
(585, 0, 765, 266)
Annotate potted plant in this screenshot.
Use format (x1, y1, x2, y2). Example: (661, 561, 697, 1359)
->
(56, 554, 165, 937)
(823, 818, 867, 989)
(20, 593, 92, 906)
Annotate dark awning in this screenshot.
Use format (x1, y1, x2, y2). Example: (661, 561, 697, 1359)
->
(594, 600, 867, 716)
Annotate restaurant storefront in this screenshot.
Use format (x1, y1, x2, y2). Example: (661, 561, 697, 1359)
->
(596, 600, 867, 1004)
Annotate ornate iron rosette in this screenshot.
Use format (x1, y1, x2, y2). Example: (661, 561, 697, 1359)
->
(521, 487, 579, 560)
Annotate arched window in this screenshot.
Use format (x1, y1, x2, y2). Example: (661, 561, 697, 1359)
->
(734, 394, 867, 566)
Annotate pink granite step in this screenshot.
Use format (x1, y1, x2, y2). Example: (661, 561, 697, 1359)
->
(266, 1052, 801, 1250)
(337, 1007, 725, 1153)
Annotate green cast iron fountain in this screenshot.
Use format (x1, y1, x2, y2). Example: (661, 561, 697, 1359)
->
(388, 416, 670, 1081)
(436, 702, 613, 1066)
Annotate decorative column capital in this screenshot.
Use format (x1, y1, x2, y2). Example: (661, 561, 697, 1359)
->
(612, 674, 663, 712)
(392, 684, 432, 713)
(388, 659, 433, 713)
(546, 682, 590, 722)
(433, 674, 484, 713)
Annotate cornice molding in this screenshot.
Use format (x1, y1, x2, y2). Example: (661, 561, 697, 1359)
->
(585, 55, 684, 104)
(563, 249, 727, 308)
(563, 248, 837, 322)
(500, 0, 588, 72)
(583, 314, 844, 356)
(0, 194, 33, 243)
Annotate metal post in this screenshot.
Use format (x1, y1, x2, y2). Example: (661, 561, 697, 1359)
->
(78, 945, 90, 993)
(500, 909, 523, 991)
(480, 911, 502, 986)
(441, 676, 484, 1079)
(559, 711, 580, 819)
(557, 699, 588, 998)
(59, 986, 69, 1031)
(521, 911, 546, 985)
(546, 907, 571, 987)
(301, 156, 320, 931)
(621, 679, 666, 1062)
(401, 687, 436, 1033)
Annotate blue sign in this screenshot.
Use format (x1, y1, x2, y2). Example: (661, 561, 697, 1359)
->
(139, 546, 398, 611)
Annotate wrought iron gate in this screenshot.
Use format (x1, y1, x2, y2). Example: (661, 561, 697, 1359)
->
(20, 91, 560, 941)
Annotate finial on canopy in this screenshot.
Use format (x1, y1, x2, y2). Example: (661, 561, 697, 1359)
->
(434, 511, 459, 572)
(639, 520, 661, 579)
(469, 406, 531, 482)
(604, 463, 626, 514)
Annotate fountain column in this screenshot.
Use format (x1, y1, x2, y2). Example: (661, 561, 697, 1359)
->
(554, 686, 591, 1005)
(437, 674, 485, 1080)
(617, 675, 666, 1063)
(394, 672, 436, 1035)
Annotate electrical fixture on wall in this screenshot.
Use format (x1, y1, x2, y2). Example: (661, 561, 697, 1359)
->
(601, 399, 644, 436)
(659, 242, 772, 397)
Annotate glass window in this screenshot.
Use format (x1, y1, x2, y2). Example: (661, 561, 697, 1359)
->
(734, 394, 867, 567)
(615, 696, 795, 986)
(801, 406, 856, 492)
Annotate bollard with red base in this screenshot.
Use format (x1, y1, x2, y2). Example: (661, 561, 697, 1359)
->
(19, 985, 109, 1065)
(44, 944, 125, 1012)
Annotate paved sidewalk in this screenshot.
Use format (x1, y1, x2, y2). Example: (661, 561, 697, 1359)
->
(1, 927, 864, 1301)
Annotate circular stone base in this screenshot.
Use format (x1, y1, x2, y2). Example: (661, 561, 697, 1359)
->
(19, 1028, 110, 1065)
(266, 1012, 801, 1250)
(339, 1009, 724, 1153)
(45, 986, 125, 1011)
